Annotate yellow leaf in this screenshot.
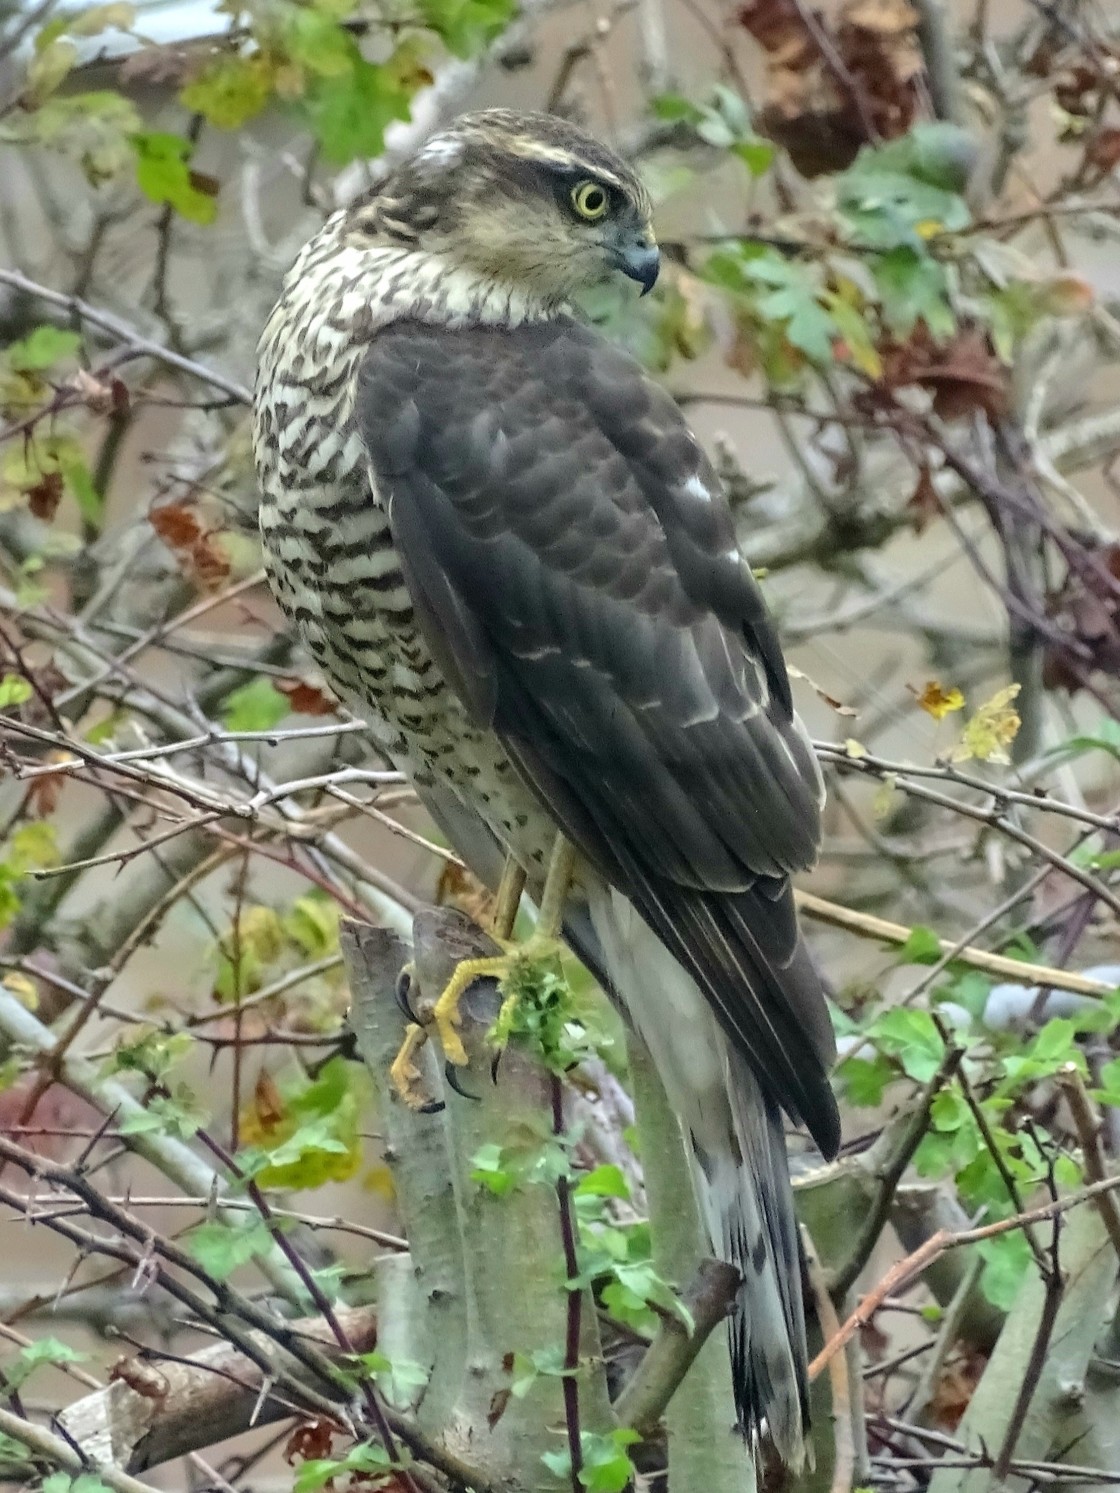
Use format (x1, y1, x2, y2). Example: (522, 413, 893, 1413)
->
(873, 779, 900, 820)
(26, 38, 77, 101)
(2, 972, 38, 1009)
(946, 683, 1021, 764)
(913, 680, 965, 720)
(364, 1163, 396, 1200)
(67, 3, 136, 36)
(844, 738, 868, 758)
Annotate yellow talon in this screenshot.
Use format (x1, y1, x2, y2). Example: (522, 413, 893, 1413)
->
(388, 835, 576, 1101)
(390, 1021, 431, 1109)
(432, 953, 515, 1066)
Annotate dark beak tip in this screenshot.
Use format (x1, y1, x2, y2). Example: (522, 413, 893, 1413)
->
(620, 244, 660, 296)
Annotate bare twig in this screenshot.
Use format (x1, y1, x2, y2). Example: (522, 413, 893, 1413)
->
(1058, 1064, 1120, 1262)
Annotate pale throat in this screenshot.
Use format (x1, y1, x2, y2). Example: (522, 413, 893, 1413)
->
(328, 215, 568, 330)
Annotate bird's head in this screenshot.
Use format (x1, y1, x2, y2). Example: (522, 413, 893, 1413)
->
(372, 109, 659, 303)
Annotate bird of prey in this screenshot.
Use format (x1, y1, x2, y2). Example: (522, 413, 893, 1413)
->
(253, 107, 840, 1463)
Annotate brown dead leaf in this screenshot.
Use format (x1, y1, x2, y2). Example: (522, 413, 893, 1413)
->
(149, 502, 202, 549)
(1055, 63, 1104, 118)
(149, 502, 231, 588)
(26, 471, 63, 523)
(741, 0, 924, 174)
(907, 464, 940, 533)
(879, 325, 1009, 423)
(488, 1386, 512, 1428)
(1087, 127, 1120, 175)
(108, 1356, 170, 1402)
(26, 750, 72, 818)
(277, 679, 337, 717)
(922, 328, 1009, 422)
(928, 1347, 987, 1430)
(188, 169, 220, 198)
(844, 0, 919, 35)
(437, 859, 495, 925)
(250, 1069, 285, 1135)
(285, 1419, 336, 1465)
(189, 533, 231, 588)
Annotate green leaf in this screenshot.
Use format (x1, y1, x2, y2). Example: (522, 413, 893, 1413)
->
(132, 131, 218, 225)
(873, 246, 954, 337)
(746, 255, 835, 362)
(978, 1228, 1033, 1310)
(67, 2, 136, 34)
(1, 91, 142, 184)
(59, 449, 103, 528)
(838, 126, 974, 248)
(283, 10, 355, 76)
(188, 1218, 276, 1279)
(838, 1053, 895, 1107)
(359, 1351, 428, 1405)
(8, 821, 59, 873)
(221, 676, 289, 733)
(732, 136, 775, 176)
(283, 892, 340, 957)
(6, 326, 82, 371)
(293, 1441, 394, 1493)
(898, 923, 942, 964)
(510, 1344, 573, 1397)
(876, 121, 979, 193)
(239, 1059, 364, 1189)
(544, 1430, 641, 1493)
(299, 56, 411, 164)
(1096, 1055, 1120, 1107)
(43, 1477, 115, 1493)
(418, 0, 515, 56)
(1029, 1017, 1077, 1067)
(0, 674, 32, 708)
(26, 38, 78, 102)
(470, 1141, 519, 1196)
(575, 1164, 630, 1200)
(104, 1027, 193, 1080)
(873, 1008, 945, 1082)
(2, 1336, 88, 1394)
(929, 1087, 967, 1131)
(181, 54, 272, 129)
(118, 1086, 205, 1139)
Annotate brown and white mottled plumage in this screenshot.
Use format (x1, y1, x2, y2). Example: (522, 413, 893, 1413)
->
(253, 108, 840, 1462)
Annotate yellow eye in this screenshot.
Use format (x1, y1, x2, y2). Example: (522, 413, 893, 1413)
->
(570, 180, 609, 220)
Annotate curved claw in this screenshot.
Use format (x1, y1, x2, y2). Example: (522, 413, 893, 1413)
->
(444, 1061, 481, 1102)
(395, 964, 419, 1023)
(418, 1096, 446, 1115)
(490, 1049, 503, 1086)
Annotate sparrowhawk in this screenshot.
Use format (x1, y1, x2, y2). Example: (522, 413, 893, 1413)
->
(253, 107, 840, 1464)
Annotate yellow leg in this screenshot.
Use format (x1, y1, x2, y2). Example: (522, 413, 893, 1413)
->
(491, 856, 527, 941)
(537, 834, 576, 938)
(391, 836, 576, 1094)
(389, 1022, 430, 1109)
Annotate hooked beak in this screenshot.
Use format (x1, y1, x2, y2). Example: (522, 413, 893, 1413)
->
(615, 237, 660, 296)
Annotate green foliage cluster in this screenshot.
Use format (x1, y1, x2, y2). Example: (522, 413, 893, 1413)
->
(835, 933, 1120, 1308)
(3, 0, 515, 202)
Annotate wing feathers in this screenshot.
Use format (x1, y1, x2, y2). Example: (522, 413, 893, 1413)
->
(357, 315, 838, 1154)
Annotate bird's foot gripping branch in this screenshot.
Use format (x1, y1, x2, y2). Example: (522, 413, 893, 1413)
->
(341, 906, 747, 1493)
